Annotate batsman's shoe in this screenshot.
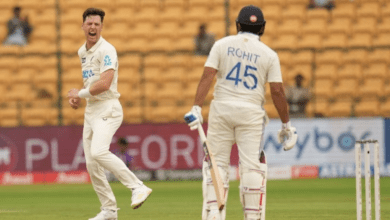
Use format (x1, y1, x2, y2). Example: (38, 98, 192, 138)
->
(131, 185, 152, 209)
(89, 208, 118, 220)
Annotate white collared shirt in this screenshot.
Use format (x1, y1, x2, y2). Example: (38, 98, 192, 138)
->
(205, 32, 282, 105)
(78, 37, 120, 103)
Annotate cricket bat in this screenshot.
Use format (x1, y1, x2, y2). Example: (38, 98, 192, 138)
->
(197, 123, 226, 210)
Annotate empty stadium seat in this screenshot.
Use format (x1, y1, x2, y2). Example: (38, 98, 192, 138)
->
(328, 99, 353, 118)
(21, 107, 58, 126)
(262, 5, 282, 22)
(316, 50, 343, 65)
(305, 100, 330, 118)
(0, 108, 19, 127)
(352, 17, 377, 35)
(358, 78, 384, 98)
(157, 82, 183, 100)
(313, 79, 333, 99)
(62, 106, 85, 126)
(306, 8, 330, 20)
(117, 82, 141, 104)
(272, 34, 298, 50)
(334, 79, 359, 98)
(372, 33, 390, 47)
(368, 49, 390, 64)
(337, 64, 363, 79)
(317, 63, 339, 80)
(343, 49, 368, 65)
(298, 33, 322, 49)
(322, 33, 348, 48)
(331, 2, 356, 19)
(282, 5, 306, 20)
(302, 18, 328, 36)
(348, 33, 372, 48)
(356, 2, 380, 19)
(380, 99, 390, 117)
(144, 54, 168, 69)
(355, 99, 380, 117)
(328, 18, 352, 35)
(123, 105, 143, 124)
(278, 19, 302, 35)
(364, 63, 388, 79)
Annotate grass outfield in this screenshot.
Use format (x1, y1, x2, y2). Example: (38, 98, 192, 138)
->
(0, 178, 389, 220)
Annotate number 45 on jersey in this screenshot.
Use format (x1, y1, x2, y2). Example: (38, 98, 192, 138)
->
(226, 62, 258, 90)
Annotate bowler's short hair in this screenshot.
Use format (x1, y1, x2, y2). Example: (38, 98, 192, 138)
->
(83, 8, 105, 23)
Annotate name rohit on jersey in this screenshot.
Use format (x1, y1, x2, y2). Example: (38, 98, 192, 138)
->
(227, 47, 260, 64)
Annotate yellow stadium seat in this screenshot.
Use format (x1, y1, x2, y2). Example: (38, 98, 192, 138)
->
(208, 21, 225, 39)
(105, 23, 131, 40)
(159, 7, 184, 22)
(144, 82, 159, 101)
(322, 33, 347, 49)
(126, 38, 150, 53)
(144, 67, 161, 82)
(34, 71, 58, 85)
(115, 0, 138, 8)
(168, 55, 191, 68)
(306, 8, 330, 20)
(377, 17, 390, 34)
(62, 82, 83, 98)
(364, 63, 388, 79)
(62, 107, 85, 126)
(272, 34, 298, 50)
(355, 99, 380, 117)
(313, 79, 333, 99)
(61, 8, 86, 24)
(155, 22, 180, 39)
(305, 100, 330, 118)
(315, 64, 337, 80)
(359, 78, 384, 98)
(187, 66, 204, 82)
(123, 105, 143, 124)
(209, 6, 225, 21)
(178, 21, 202, 38)
(382, 3, 390, 19)
(352, 17, 377, 35)
(264, 102, 279, 118)
(157, 82, 183, 100)
(62, 56, 81, 70)
(262, 0, 284, 7)
(134, 8, 160, 23)
(316, 50, 343, 65)
(30, 24, 56, 42)
(63, 71, 81, 84)
(188, 0, 213, 8)
(282, 5, 306, 20)
(163, 0, 186, 9)
(328, 18, 352, 35)
(262, 5, 282, 22)
(61, 39, 82, 54)
(298, 33, 322, 49)
(331, 2, 356, 19)
(368, 49, 390, 64)
(147, 104, 177, 123)
(348, 33, 372, 48)
(260, 35, 273, 48)
(380, 100, 390, 117)
(185, 6, 210, 23)
(6, 83, 35, 102)
(144, 54, 168, 69)
(21, 107, 58, 126)
(0, 108, 19, 127)
(118, 82, 141, 104)
(328, 99, 353, 118)
(357, 2, 380, 19)
(277, 51, 292, 67)
(22, 40, 56, 55)
(183, 81, 198, 99)
(343, 49, 367, 65)
(372, 33, 390, 47)
(61, 24, 84, 41)
(148, 37, 174, 52)
(302, 19, 328, 36)
(277, 19, 302, 35)
(334, 79, 359, 98)
(263, 19, 278, 37)
(132, 22, 157, 40)
(120, 54, 141, 69)
(191, 56, 208, 68)
(337, 64, 363, 80)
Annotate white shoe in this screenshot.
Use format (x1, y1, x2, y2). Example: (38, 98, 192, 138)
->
(89, 208, 118, 220)
(207, 209, 221, 220)
(131, 185, 152, 209)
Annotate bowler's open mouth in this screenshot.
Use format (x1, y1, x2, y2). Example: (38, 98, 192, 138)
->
(89, 32, 96, 36)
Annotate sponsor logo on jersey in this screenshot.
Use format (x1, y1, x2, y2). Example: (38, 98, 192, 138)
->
(104, 55, 112, 66)
(81, 57, 86, 63)
(82, 69, 95, 79)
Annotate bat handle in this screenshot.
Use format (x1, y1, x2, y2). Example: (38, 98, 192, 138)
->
(197, 122, 207, 143)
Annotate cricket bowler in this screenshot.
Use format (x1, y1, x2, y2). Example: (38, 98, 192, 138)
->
(67, 8, 152, 220)
(185, 5, 298, 220)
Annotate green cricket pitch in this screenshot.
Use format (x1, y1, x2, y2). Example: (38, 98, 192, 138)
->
(0, 178, 389, 219)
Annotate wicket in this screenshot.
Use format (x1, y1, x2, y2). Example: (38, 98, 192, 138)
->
(355, 140, 380, 220)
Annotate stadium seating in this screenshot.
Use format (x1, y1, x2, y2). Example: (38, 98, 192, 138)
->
(2, 0, 390, 127)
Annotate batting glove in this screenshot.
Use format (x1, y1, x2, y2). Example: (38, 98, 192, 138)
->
(277, 121, 298, 151)
(184, 105, 203, 130)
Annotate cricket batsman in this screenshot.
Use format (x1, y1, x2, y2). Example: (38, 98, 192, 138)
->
(185, 5, 298, 220)
(67, 8, 152, 220)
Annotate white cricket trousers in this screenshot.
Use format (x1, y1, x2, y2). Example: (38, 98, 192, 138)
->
(83, 99, 142, 210)
(207, 100, 266, 169)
